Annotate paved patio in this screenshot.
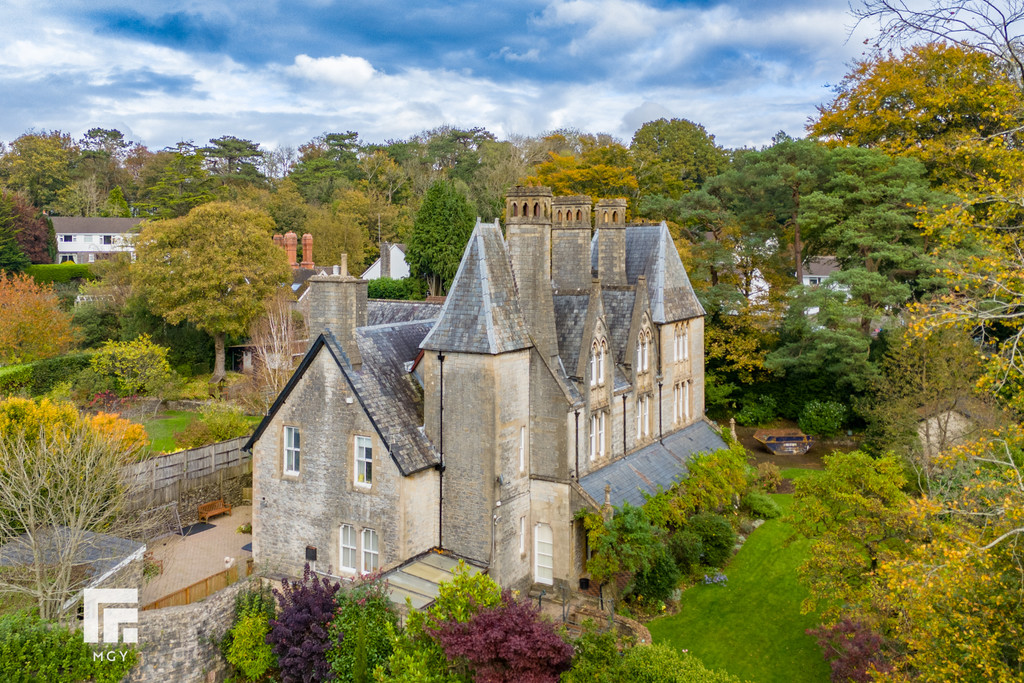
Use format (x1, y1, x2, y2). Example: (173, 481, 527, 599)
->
(141, 505, 253, 607)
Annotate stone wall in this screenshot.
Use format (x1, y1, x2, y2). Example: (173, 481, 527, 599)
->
(127, 577, 254, 683)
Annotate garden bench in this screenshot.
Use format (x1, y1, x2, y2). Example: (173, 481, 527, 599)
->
(198, 499, 232, 523)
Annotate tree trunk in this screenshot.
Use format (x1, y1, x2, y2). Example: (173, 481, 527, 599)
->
(213, 331, 226, 382)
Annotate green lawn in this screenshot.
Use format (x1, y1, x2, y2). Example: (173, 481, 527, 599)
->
(780, 467, 818, 481)
(141, 410, 195, 453)
(140, 410, 262, 454)
(648, 493, 829, 683)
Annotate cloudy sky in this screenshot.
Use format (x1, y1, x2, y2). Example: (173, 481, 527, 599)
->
(0, 0, 876, 152)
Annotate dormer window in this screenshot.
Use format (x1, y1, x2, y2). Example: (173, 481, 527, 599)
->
(590, 340, 606, 387)
(637, 329, 651, 374)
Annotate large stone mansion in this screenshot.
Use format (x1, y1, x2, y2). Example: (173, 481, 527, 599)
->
(245, 186, 727, 593)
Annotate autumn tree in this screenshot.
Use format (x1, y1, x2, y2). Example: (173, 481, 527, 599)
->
(0, 399, 147, 622)
(0, 130, 78, 209)
(522, 141, 638, 201)
(132, 202, 291, 378)
(810, 43, 1022, 185)
(90, 334, 173, 398)
(406, 179, 475, 295)
(0, 271, 76, 364)
(630, 117, 726, 201)
(852, 0, 1024, 87)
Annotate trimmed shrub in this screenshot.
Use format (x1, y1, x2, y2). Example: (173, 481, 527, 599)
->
(0, 364, 32, 395)
(742, 490, 782, 520)
(28, 353, 91, 396)
(799, 400, 847, 437)
(667, 529, 704, 575)
(24, 262, 95, 284)
(367, 276, 425, 301)
(619, 644, 742, 682)
(734, 394, 778, 426)
(754, 462, 782, 492)
(0, 611, 137, 682)
(327, 576, 400, 682)
(687, 513, 736, 568)
(562, 623, 622, 683)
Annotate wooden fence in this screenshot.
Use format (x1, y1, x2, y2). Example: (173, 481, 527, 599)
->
(142, 559, 253, 611)
(127, 436, 251, 509)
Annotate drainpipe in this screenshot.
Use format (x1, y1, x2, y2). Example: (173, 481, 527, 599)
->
(658, 381, 663, 441)
(574, 409, 580, 480)
(437, 351, 445, 548)
(622, 395, 626, 454)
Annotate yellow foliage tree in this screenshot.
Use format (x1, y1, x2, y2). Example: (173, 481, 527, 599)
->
(0, 271, 77, 365)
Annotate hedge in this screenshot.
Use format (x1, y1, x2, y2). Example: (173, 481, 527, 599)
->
(0, 354, 92, 397)
(25, 262, 96, 284)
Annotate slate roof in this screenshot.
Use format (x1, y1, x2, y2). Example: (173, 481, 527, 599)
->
(601, 289, 636, 364)
(553, 294, 590, 372)
(421, 221, 532, 355)
(0, 527, 144, 583)
(50, 217, 144, 234)
(592, 223, 704, 324)
(351, 321, 438, 473)
(580, 421, 728, 508)
(368, 300, 442, 326)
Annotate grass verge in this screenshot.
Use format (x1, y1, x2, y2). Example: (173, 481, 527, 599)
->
(647, 492, 828, 683)
(140, 410, 195, 453)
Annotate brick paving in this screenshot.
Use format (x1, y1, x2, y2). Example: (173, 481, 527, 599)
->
(141, 505, 253, 607)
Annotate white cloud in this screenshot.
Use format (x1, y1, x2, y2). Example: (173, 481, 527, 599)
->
(288, 54, 378, 87)
(495, 46, 542, 63)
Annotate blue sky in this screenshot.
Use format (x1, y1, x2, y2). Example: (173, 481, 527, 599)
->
(0, 0, 874, 152)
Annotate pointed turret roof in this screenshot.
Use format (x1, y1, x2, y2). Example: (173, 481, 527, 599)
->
(421, 220, 533, 354)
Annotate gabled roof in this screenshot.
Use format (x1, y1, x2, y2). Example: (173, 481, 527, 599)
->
(592, 223, 704, 324)
(50, 217, 144, 234)
(244, 327, 439, 476)
(420, 220, 532, 355)
(601, 289, 635, 364)
(553, 294, 589, 374)
(580, 421, 728, 508)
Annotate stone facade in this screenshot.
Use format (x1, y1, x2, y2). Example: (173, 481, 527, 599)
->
(247, 187, 724, 596)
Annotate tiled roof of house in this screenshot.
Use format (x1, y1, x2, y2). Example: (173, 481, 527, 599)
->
(579, 421, 728, 508)
(351, 321, 439, 474)
(553, 294, 589, 373)
(0, 526, 144, 583)
(50, 217, 144, 234)
(601, 289, 636, 364)
(367, 300, 443, 326)
(593, 223, 704, 324)
(420, 220, 532, 355)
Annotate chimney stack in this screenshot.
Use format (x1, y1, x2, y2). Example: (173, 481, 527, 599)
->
(284, 232, 298, 270)
(307, 252, 367, 368)
(595, 198, 627, 286)
(300, 234, 314, 269)
(504, 186, 559, 361)
(551, 195, 592, 291)
(380, 242, 391, 279)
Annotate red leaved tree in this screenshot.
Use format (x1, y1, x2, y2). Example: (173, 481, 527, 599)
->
(431, 591, 574, 683)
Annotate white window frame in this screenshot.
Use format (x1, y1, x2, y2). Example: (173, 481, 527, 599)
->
(684, 381, 691, 422)
(590, 342, 599, 387)
(682, 323, 689, 361)
(361, 528, 379, 574)
(636, 398, 642, 440)
(642, 396, 650, 437)
(534, 523, 554, 585)
(283, 426, 300, 475)
(598, 412, 606, 456)
(519, 516, 526, 556)
(60, 234, 73, 243)
(340, 524, 357, 572)
(355, 435, 372, 486)
(589, 414, 597, 460)
(598, 341, 605, 385)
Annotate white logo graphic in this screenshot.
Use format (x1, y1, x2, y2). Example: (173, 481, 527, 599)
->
(83, 588, 138, 644)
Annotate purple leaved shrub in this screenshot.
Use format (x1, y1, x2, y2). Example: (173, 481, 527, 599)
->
(808, 618, 893, 683)
(269, 563, 341, 683)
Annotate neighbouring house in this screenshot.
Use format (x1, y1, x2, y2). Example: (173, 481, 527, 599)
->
(802, 256, 840, 287)
(0, 526, 145, 614)
(51, 216, 144, 264)
(361, 241, 410, 280)
(245, 187, 726, 595)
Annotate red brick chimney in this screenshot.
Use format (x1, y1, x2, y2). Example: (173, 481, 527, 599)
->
(273, 234, 283, 249)
(284, 232, 298, 269)
(301, 233, 314, 269)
